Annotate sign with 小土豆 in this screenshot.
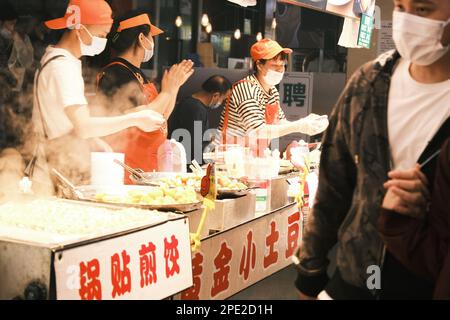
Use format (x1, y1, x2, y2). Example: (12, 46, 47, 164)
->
(175, 203, 301, 300)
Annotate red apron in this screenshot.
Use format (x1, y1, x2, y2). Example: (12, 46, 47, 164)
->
(97, 61, 167, 184)
(222, 79, 280, 157)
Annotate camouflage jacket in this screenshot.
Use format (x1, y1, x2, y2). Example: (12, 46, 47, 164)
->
(294, 50, 449, 297)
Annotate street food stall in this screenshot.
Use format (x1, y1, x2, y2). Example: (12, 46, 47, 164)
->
(0, 139, 319, 300)
(0, 198, 193, 300)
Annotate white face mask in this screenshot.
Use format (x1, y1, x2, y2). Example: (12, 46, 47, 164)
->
(0, 27, 13, 39)
(78, 25, 107, 57)
(263, 68, 284, 86)
(142, 36, 154, 63)
(393, 11, 450, 66)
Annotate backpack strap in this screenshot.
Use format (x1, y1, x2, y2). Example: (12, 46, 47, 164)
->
(34, 55, 65, 139)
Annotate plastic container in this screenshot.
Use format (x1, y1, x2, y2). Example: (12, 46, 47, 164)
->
(224, 145, 245, 178)
(170, 139, 187, 173)
(157, 140, 174, 172)
(90, 152, 125, 186)
(251, 179, 271, 213)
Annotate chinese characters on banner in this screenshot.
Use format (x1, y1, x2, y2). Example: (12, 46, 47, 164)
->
(178, 204, 301, 300)
(111, 250, 131, 298)
(278, 73, 313, 150)
(239, 231, 256, 281)
(139, 242, 157, 288)
(79, 259, 102, 300)
(55, 218, 192, 300)
(211, 242, 233, 298)
(180, 252, 204, 300)
(263, 221, 279, 269)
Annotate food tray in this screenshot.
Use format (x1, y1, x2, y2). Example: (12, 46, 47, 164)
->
(69, 185, 202, 213)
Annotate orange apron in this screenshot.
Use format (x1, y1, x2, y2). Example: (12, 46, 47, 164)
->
(222, 79, 280, 157)
(97, 61, 167, 184)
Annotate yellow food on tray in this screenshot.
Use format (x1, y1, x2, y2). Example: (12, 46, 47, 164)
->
(95, 186, 199, 206)
(154, 174, 247, 191)
(217, 176, 247, 190)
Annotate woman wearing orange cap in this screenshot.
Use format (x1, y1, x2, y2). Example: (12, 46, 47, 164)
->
(31, 0, 166, 193)
(217, 38, 329, 156)
(96, 11, 193, 182)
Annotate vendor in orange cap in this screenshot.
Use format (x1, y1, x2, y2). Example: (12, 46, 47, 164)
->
(96, 10, 194, 182)
(32, 0, 166, 194)
(217, 38, 329, 157)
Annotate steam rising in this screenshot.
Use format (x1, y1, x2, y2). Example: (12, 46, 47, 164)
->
(0, 61, 153, 202)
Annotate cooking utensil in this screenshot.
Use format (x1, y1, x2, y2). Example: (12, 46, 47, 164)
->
(192, 160, 204, 176)
(113, 159, 160, 187)
(51, 169, 85, 200)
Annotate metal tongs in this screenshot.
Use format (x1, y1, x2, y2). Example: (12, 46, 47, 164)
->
(51, 168, 85, 200)
(113, 159, 160, 187)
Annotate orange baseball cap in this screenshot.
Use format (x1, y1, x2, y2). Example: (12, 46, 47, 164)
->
(45, 0, 113, 30)
(250, 39, 293, 61)
(117, 14, 163, 36)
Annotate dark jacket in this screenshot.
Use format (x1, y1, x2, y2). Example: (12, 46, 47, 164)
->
(168, 96, 210, 166)
(294, 49, 450, 299)
(378, 138, 450, 300)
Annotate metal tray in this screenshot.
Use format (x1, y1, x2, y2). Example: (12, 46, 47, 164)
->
(129, 172, 197, 186)
(68, 185, 202, 213)
(75, 198, 202, 213)
(127, 173, 250, 200)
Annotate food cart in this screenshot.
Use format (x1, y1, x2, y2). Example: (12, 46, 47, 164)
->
(0, 141, 318, 300)
(0, 199, 193, 300)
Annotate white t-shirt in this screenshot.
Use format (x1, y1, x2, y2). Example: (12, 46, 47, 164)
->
(33, 46, 88, 140)
(388, 58, 450, 170)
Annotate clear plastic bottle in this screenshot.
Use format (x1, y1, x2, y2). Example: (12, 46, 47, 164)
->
(170, 139, 187, 173)
(157, 140, 173, 172)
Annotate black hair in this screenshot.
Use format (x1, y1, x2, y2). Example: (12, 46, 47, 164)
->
(202, 75, 232, 95)
(253, 52, 289, 73)
(107, 10, 151, 55)
(0, 1, 17, 21)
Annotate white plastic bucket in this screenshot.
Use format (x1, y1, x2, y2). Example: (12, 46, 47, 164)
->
(90, 152, 125, 186)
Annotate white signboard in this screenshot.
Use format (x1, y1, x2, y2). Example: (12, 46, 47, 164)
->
(377, 20, 395, 56)
(277, 73, 314, 150)
(54, 218, 192, 300)
(176, 204, 301, 300)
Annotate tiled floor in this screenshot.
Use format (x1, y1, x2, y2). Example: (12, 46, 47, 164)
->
(229, 246, 337, 300)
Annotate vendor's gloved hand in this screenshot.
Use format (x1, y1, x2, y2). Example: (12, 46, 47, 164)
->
(297, 114, 329, 136)
(132, 109, 166, 132)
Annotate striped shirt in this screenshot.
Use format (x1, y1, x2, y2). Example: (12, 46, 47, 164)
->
(218, 74, 286, 139)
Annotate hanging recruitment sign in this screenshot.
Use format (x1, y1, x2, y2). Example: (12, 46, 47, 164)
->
(357, 13, 375, 48)
(277, 72, 313, 150)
